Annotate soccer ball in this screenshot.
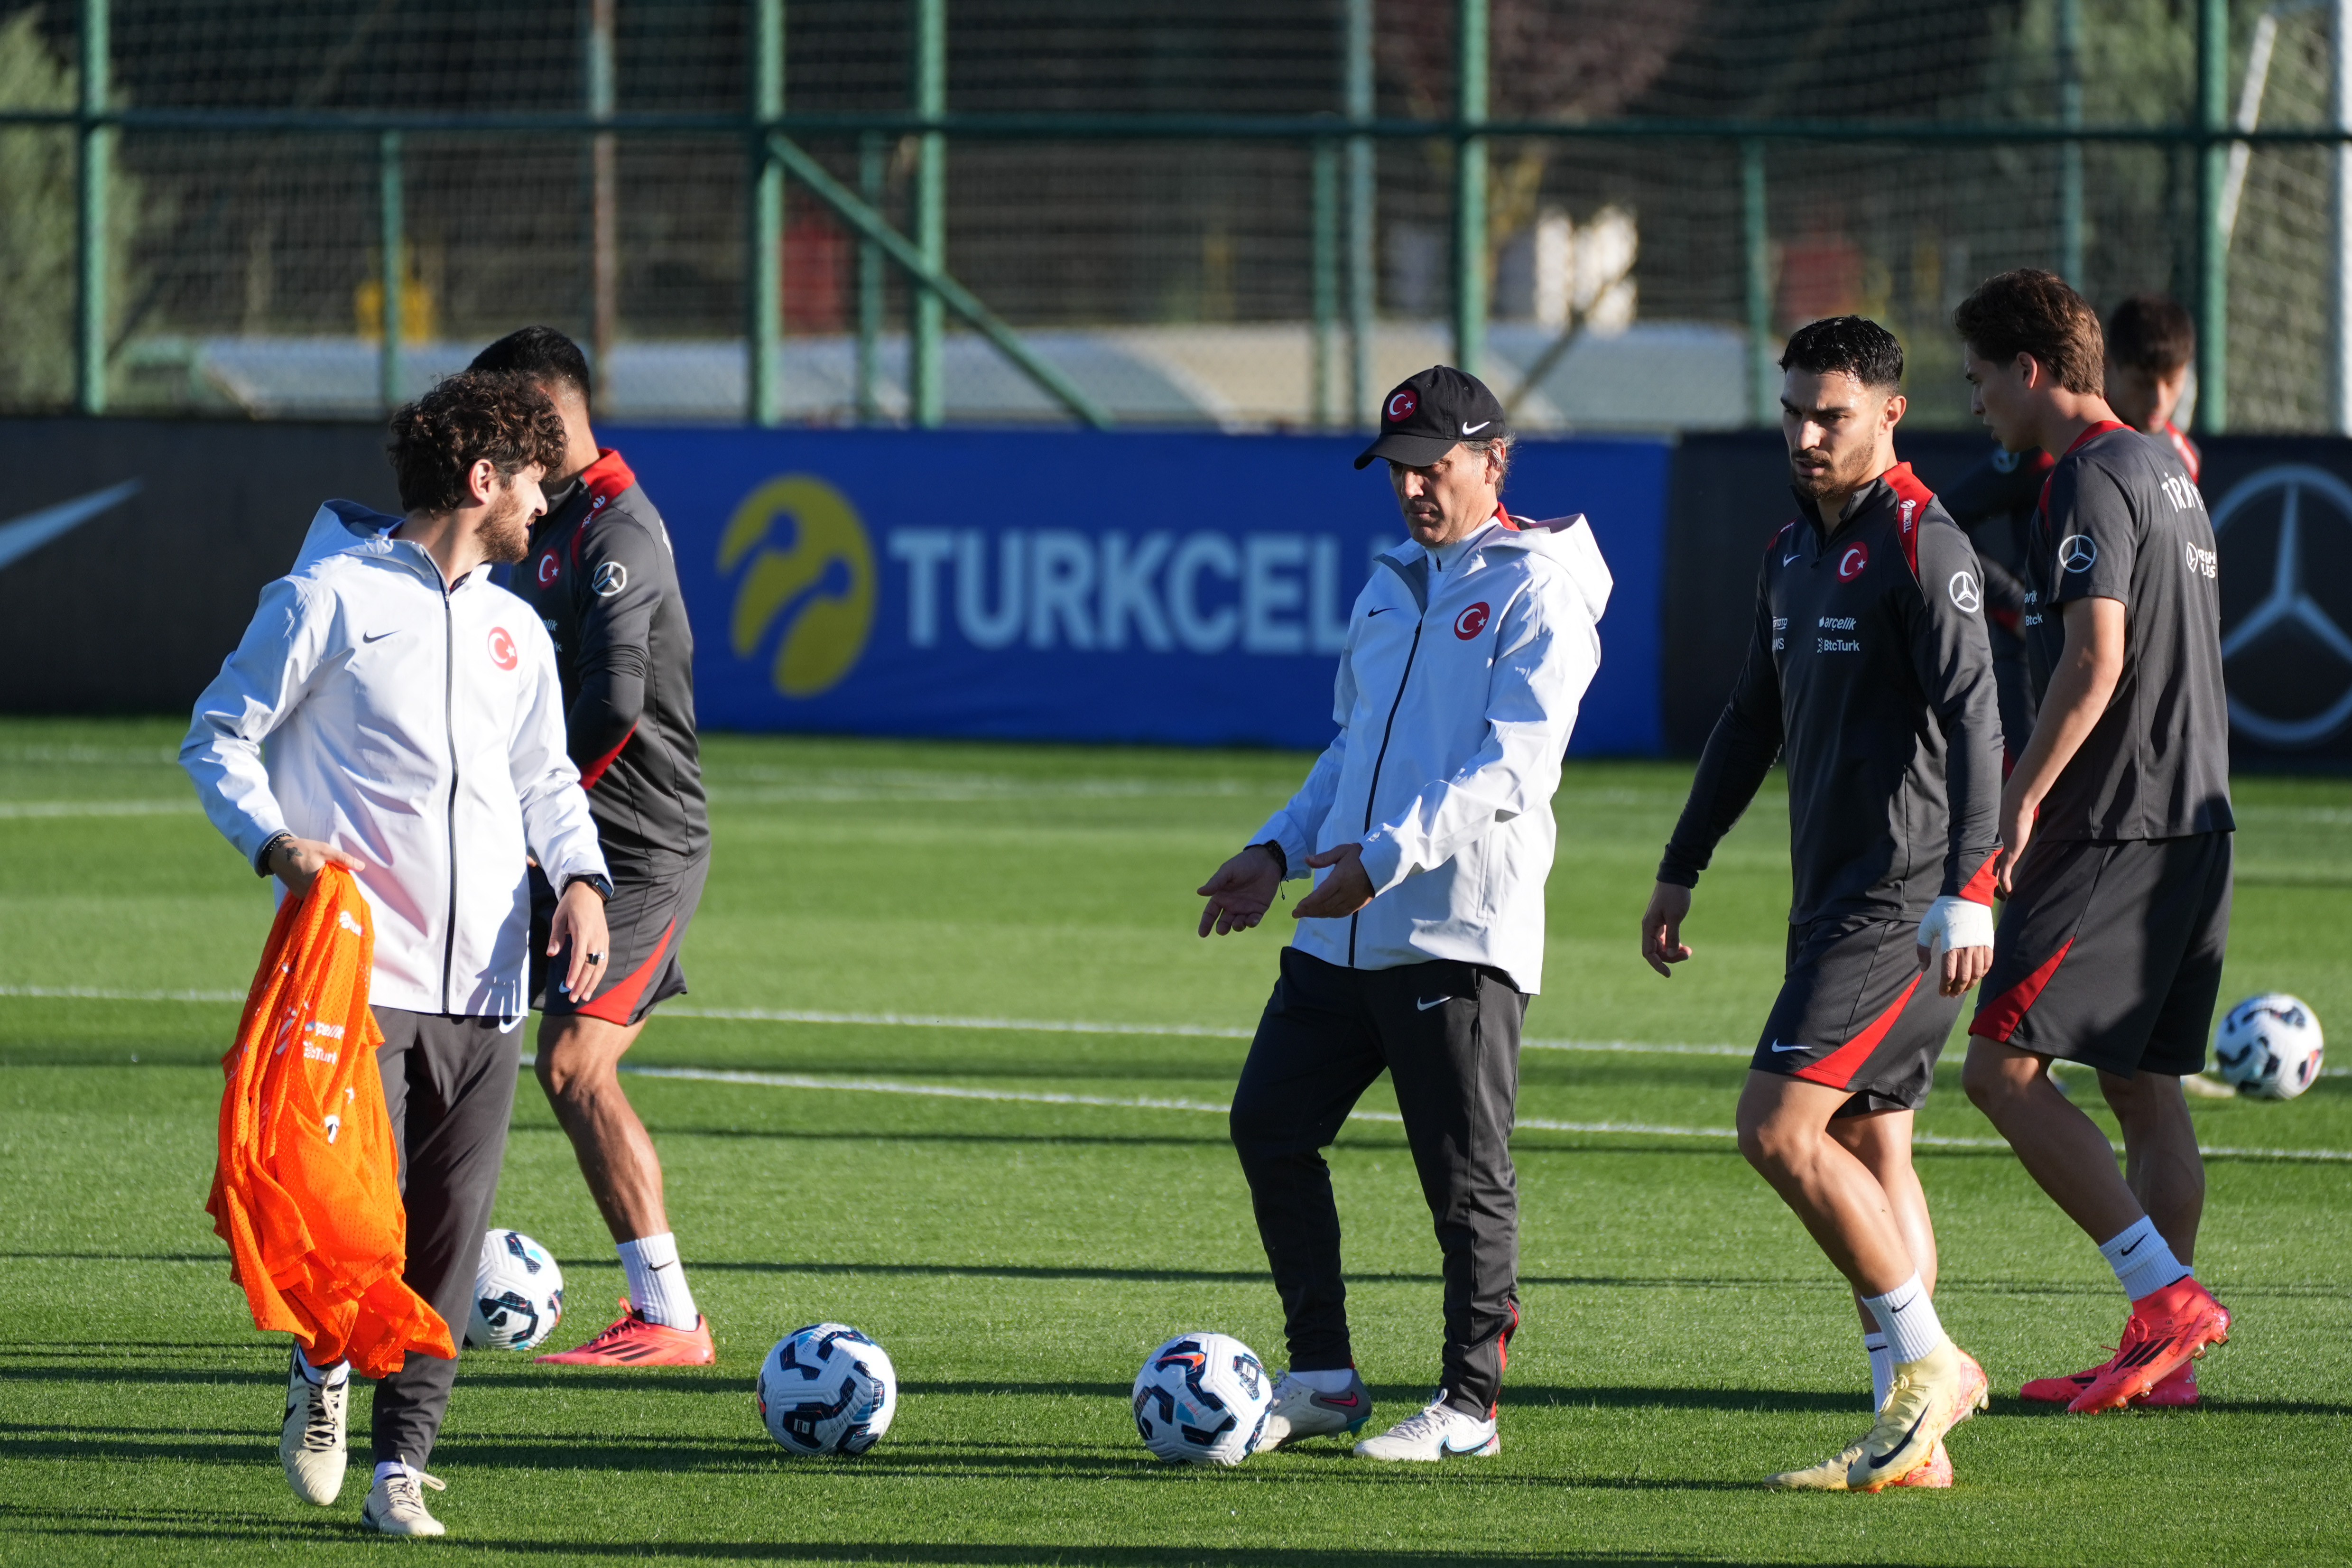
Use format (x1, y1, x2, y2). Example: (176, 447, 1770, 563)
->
(465, 1229, 565, 1351)
(2214, 993, 2325, 1100)
(756, 1323, 898, 1456)
(1130, 1332, 1272, 1466)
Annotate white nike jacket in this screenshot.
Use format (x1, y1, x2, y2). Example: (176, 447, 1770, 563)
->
(1250, 514, 1612, 994)
(183, 501, 608, 1019)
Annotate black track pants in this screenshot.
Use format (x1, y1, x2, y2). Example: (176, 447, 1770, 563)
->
(367, 1008, 521, 1471)
(1229, 947, 1526, 1417)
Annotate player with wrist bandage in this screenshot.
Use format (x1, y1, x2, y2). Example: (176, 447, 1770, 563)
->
(1643, 317, 2004, 1492)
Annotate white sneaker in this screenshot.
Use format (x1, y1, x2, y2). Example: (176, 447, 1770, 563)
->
(1259, 1369, 1373, 1449)
(361, 1459, 448, 1537)
(279, 1348, 348, 1505)
(1352, 1389, 1499, 1461)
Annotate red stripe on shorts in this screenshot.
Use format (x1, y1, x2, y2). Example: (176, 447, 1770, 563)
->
(574, 917, 677, 1025)
(1793, 970, 1926, 1091)
(1968, 938, 2074, 1043)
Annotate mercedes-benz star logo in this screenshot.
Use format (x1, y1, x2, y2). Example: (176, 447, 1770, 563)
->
(1948, 571, 1981, 613)
(2212, 463, 2352, 747)
(2058, 534, 2098, 573)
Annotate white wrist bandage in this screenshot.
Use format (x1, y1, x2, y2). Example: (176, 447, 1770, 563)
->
(1916, 894, 1995, 957)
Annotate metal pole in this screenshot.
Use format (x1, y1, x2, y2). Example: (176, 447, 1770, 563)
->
(1452, 0, 1487, 376)
(379, 130, 404, 411)
(1312, 138, 1337, 427)
(910, 0, 945, 428)
(748, 0, 783, 427)
(2058, 0, 2084, 285)
(588, 0, 618, 406)
(858, 130, 885, 424)
(1742, 138, 1775, 427)
(75, 0, 109, 415)
(2336, 0, 2352, 432)
(1345, 0, 1374, 425)
(2197, 0, 2230, 433)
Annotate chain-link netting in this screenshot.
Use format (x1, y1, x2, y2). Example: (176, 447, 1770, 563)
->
(0, 0, 2343, 429)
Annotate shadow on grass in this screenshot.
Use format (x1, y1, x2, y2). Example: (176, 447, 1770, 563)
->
(0, 1507, 1768, 1566)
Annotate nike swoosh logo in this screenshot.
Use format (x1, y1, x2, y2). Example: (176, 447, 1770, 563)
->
(1887, 1298, 1909, 1314)
(1316, 1392, 1362, 1409)
(1417, 996, 1451, 1011)
(1439, 1436, 1490, 1457)
(1867, 1406, 1932, 1469)
(2120, 1238, 2143, 1257)
(0, 480, 143, 573)
(362, 630, 400, 643)
(1367, 606, 1392, 617)
(1461, 420, 1491, 435)
(1782, 553, 1800, 565)
(1769, 1040, 1806, 1053)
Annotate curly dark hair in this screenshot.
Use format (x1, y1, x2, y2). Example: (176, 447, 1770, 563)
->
(1779, 315, 1904, 391)
(386, 371, 567, 514)
(1954, 269, 2106, 396)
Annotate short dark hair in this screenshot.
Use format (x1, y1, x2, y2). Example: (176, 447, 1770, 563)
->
(386, 371, 567, 514)
(1779, 316, 1904, 391)
(2105, 294, 2195, 376)
(1954, 269, 2106, 396)
(468, 325, 594, 408)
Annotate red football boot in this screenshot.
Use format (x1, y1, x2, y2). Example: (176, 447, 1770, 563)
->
(2065, 1278, 2229, 1413)
(537, 1299, 715, 1366)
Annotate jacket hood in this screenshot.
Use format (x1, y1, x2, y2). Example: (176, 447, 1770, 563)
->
(1492, 514, 1614, 623)
(292, 499, 404, 573)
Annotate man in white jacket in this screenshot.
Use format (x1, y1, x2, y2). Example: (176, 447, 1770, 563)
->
(184, 371, 611, 1537)
(1195, 366, 1611, 1462)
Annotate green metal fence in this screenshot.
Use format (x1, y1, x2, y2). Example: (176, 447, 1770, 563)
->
(9, 0, 2352, 432)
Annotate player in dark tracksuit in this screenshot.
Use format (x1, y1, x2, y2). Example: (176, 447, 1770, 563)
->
(469, 327, 717, 1365)
(1944, 445, 2051, 762)
(1954, 269, 2234, 1417)
(1644, 317, 2002, 1491)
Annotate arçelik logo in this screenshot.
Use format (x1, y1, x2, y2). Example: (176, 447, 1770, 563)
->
(721, 475, 876, 699)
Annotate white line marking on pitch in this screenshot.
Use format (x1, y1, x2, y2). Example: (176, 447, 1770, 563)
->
(609, 1064, 2352, 1163)
(8, 985, 2345, 1154)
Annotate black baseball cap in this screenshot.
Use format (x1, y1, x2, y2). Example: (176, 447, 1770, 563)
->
(1354, 365, 1509, 470)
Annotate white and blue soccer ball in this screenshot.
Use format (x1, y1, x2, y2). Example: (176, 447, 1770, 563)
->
(466, 1229, 565, 1351)
(757, 1323, 898, 1457)
(1130, 1332, 1272, 1466)
(2214, 993, 2325, 1101)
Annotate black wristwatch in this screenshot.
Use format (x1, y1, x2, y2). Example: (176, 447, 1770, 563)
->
(255, 832, 294, 877)
(564, 872, 614, 903)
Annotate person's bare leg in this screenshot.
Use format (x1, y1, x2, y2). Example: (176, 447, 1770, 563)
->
(2097, 1069, 2203, 1264)
(1961, 1037, 2145, 1243)
(536, 1012, 666, 1242)
(1829, 1108, 1937, 1336)
(1736, 1074, 1920, 1296)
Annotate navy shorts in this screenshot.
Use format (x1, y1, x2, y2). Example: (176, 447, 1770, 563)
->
(1752, 913, 1963, 1116)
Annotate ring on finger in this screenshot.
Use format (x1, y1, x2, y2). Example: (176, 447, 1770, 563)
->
(586, 951, 605, 964)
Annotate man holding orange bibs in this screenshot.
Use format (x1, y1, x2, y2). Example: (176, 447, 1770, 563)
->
(185, 371, 610, 1537)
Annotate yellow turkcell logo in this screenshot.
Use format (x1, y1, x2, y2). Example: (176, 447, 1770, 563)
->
(720, 474, 876, 698)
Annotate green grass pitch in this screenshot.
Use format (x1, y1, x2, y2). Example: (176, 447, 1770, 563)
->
(1, 716, 2347, 1565)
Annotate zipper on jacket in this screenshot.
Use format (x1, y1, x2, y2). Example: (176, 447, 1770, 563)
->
(439, 588, 461, 1015)
(1350, 616, 1426, 967)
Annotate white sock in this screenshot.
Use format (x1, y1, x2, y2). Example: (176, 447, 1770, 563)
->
(1864, 1331, 1894, 1411)
(1289, 1366, 1356, 1394)
(373, 1459, 409, 1484)
(1859, 1273, 1947, 1365)
(618, 1231, 700, 1328)
(297, 1353, 348, 1386)
(2098, 1215, 2192, 1302)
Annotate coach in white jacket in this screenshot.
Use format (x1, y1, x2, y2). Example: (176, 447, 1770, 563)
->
(1196, 366, 1610, 1463)
(184, 371, 609, 1536)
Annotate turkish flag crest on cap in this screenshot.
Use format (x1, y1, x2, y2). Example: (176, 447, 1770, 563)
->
(1386, 388, 1418, 422)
